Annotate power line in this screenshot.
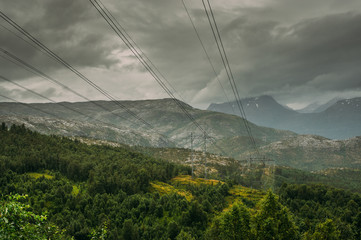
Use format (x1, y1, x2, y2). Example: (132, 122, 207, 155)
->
(95, 0, 187, 104)
(90, 0, 195, 125)
(1, 48, 144, 128)
(181, 0, 236, 115)
(0, 75, 97, 121)
(0, 53, 172, 147)
(0, 23, 40, 53)
(1, 75, 105, 123)
(0, 11, 171, 146)
(201, 0, 260, 156)
(90, 0, 228, 156)
(0, 74, 172, 147)
(1, 7, 227, 156)
(0, 24, 165, 137)
(205, 0, 257, 151)
(0, 93, 61, 119)
(190, 132, 194, 178)
(182, 0, 254, 157)
(204, 131, 207, 179)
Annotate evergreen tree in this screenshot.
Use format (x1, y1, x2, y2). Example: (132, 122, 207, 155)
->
(176, 230, 195, 240)
(353, 213, 361, 239)
(122, 219, 139, 240)
(207, 203, 251, 240)
(310, 219, 340, 240)
(221, 203, 251, 240)
(253, 190, 300, 240)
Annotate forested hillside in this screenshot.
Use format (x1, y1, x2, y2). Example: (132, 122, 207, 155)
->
(1, 124, 361, 239)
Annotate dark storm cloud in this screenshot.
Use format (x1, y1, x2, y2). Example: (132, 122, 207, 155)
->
(278, 13, 361, 90)
(1, 0, 361, 108)
(202, 11, 361, 106)
(1, 0, 120, 80)
(101, 0, 361, 106)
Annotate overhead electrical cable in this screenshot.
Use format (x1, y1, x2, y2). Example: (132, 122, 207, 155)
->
(96, 0, 187, 104)
(0, 26, 158, 135)
(0, 74, 171, 146)
(0, 11, 171, 146)
(205, 1, 259, 156)
(0, 23, 40, 53)
(90, 0, 196, 127)
(0, 55, 172, 147)
(181, 0, 236, 115)
(90, 0, 227, 156)
(1, 48, 139, 126)
(201, 0, 260, 156)
(0, 75, 102, 121)
(0, 93, 62, 119)
(90, 0, 202, 129)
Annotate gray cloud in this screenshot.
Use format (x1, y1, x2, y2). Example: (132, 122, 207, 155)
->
(1, 0, 361, 109)
(1, 0, 120, 80)
(207, 11, 361, 106)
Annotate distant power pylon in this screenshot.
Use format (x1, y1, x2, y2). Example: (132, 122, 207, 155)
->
(188, 132, 208, 179)
(203, 131, 207, 179)
(190, 132, 194, 178)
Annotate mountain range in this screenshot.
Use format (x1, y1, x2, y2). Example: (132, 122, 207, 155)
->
(297, 98, 343, 113)
(207, 96, 361, 139)
(0, 99, 293, 149)
(1, 98, 361, 172)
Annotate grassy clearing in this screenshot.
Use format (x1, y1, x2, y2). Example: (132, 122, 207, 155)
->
(27, 172, 54, 179)
(229, 185, 265, 200)
(171, 175, 223, 186)
(153, 175, 265, 212)
(150, 181, 193, 201)
(225, 185, 265, 210)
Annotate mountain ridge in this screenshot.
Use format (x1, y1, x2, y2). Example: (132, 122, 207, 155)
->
(297, 97, 343, 113)
(0, 98, 295, 149)
(207, 96, 361, 139)
(2, 98, 361, 172)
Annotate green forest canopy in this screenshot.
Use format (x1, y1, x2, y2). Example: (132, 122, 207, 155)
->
(1, 124, 361, 239)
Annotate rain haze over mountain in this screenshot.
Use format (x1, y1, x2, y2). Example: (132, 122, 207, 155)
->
(1, 0, 361, 109)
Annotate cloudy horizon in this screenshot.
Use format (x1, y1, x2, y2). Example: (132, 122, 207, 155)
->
(1, 0, 361, 110)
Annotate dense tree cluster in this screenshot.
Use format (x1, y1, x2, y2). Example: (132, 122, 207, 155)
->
(1, 124, 360, 239)
(206, 191, 299, 240)
(279, 183, 361, 239)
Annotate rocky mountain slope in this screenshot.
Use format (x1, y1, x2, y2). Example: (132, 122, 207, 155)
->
(2, 99, 360, 172)
(202, 133, 361, 171)
(0, 115, 170, 147)
(207, 96, 361, 139)
(0, 99, 294, 149)
(243, 135, 361, 171)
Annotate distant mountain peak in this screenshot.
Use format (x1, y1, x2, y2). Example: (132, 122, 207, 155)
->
(338, 97, 361, 105)
(207, 95, 361, 139)
(298, 97, 344, 113)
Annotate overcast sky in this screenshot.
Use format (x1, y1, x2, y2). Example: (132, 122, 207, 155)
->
(1, 0, 361, 109)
